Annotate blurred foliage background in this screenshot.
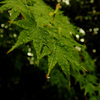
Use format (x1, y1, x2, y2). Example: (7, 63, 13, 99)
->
(0, 0, 100, 100)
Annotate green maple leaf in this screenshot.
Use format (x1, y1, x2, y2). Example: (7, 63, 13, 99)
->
(6, 8, 36, 53)
(0, 0, 95, 84)
(82, 82, 96, 96)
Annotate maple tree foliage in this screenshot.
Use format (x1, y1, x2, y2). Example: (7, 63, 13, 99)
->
(0, 0, 100, 99)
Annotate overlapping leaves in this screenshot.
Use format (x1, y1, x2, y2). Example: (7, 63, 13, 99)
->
(0, 0, 95, 85)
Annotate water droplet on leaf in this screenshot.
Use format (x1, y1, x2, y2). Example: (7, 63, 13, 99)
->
(45, 32, 48, 35)
(27, 36, 30, 40)
(60, 42, 64, 47)
(23, 39, 25, 42)
(64, 55, 67, 58)
(46, 74, 50, 79)
(27, 34, 30, 39)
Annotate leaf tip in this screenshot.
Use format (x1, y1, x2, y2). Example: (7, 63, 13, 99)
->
(54, 3, 61, 14)
(8, 21, 14, 23)
(81, 66, 88, 72)
(46, 74, 50, 79)
(35, 60, 39, 67)
(6, 50, 10, 54)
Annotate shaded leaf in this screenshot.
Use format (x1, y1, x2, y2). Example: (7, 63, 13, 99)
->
(82, 82, 96, 96)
